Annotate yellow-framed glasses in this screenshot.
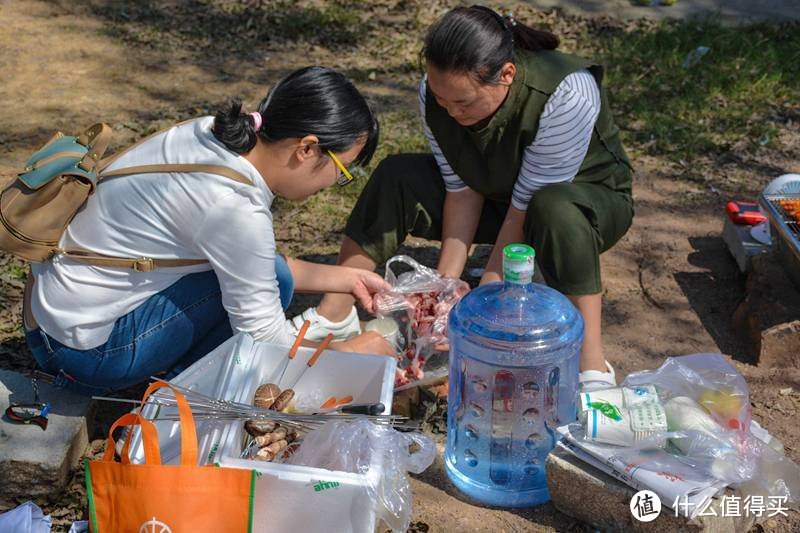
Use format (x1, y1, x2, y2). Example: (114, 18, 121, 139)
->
(327, 150, 355, 187)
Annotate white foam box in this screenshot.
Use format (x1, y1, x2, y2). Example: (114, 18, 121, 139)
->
(128, 333, 396, 533)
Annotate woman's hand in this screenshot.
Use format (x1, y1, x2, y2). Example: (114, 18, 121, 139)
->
(285, 257, 388, 311)
(332, 331, 396, 356)
(479, 270, 501, 286)
(348, 269, 390, 313)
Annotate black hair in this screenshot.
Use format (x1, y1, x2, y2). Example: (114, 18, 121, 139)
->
(423, 5, 559, 84)
(212, 66, 379, 167)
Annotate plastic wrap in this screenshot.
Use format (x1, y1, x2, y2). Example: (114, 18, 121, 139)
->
(0, 502, 51, 533)
(286, 419, 436, 532)
(373, 255, 469, 387)
(578, 353, 800, 506)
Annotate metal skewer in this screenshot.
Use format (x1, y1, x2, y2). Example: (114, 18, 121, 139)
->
(274, 320, 310, 386)
(285, 333, 333, 390)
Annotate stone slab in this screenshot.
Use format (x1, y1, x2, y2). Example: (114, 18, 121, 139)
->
(0, 370, 93, 501)
(546, 446, 763, 532)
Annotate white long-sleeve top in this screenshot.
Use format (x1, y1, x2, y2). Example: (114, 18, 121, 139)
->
(30, 117, 293, 349)
(420, 69, 601, 211)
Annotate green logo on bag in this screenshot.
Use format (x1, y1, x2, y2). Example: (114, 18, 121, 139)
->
(588, 400, 623, 421)
(206, 443, 219, 463)
(309, 479, 340, 492)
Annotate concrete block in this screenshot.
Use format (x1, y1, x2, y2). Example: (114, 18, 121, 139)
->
(0, 370, 93, 501)
(546, 446, 764, 532)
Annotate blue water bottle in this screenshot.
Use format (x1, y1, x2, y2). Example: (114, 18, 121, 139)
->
(445, 244, 584, 506)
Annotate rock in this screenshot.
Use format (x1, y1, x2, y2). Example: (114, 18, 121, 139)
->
(0, 370, 94, 501)
(732, 251, 800, 365)
(759, 321, 800, 369)
(546, 446, 764, 532)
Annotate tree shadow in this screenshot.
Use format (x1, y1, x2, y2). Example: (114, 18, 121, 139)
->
(673, 236, 751, 362)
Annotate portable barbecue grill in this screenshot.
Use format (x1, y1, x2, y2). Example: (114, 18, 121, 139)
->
(759, 176, 800, 290)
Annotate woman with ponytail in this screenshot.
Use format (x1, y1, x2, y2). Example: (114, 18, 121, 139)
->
(298, 6, 634, 392)
(24, 66, 393, 395)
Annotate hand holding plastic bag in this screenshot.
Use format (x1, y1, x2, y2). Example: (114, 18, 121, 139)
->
(373, 255, 469, 386)
(287, 419, 435, 532)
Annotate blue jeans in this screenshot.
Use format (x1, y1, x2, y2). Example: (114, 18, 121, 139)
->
(25, 257, 294, 396)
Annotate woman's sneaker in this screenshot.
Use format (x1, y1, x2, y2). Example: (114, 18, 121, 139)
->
(578, 361, 617, 393)
(287, 306, 361, 342)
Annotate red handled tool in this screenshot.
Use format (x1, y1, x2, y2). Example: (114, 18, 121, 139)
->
(726, 201, 766, 225)
(288, 333, 333, 390)
(275, 320, 310, 387)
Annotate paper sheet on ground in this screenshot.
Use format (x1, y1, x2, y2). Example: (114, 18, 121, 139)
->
(556, 423, 726, 518)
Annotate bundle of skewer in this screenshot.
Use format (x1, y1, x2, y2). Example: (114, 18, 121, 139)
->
(94, 321, 416, 441)
(95, 377, 417, 432)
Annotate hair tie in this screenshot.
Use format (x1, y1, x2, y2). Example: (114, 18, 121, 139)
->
(503, 11, 517, 28)
(249, 111, 263, 131)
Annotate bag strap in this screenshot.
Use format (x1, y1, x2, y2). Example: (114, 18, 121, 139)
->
(57, 120, 253, 271)
(75, 124, 113, 173)
(103, 412, 162, 465)
(55, 163, 252, 270)
(96, 118, 195, 173)
(139, 381, 199, 466)
(100, 163, 252, 186)
(54, 249, 208, 272)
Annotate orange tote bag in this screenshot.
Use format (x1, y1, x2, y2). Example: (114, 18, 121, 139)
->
(85, 382, 256, 532)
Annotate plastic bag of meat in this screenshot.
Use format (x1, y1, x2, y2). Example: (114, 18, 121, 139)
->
(372, 256, 469, 387)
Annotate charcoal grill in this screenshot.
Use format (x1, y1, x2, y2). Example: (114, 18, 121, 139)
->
(759, 191, 800, 289)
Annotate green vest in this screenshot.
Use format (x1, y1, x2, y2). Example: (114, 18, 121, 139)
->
(425, 49, 632, 204)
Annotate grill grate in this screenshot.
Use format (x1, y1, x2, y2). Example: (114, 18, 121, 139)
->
(769, 198, 800, 242)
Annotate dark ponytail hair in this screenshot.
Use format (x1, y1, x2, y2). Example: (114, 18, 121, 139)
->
(423, 6, 559, 84)
(212, 66, 379, 167)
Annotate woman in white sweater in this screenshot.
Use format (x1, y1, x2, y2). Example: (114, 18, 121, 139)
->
(24, 66, 392, 395)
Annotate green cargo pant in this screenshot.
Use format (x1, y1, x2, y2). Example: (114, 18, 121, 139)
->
(345, 154, 633, 295)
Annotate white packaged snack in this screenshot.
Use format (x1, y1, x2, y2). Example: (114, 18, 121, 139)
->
(623, 384, 659, 407)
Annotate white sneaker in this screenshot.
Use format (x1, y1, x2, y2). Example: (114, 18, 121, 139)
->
(579, 361, 617, 393)
(287, 306, 361, 342)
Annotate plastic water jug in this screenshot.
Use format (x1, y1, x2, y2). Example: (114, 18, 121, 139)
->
(445, 244, 584, 507)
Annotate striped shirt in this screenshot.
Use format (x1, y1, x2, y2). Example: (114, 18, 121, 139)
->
(419, 69, 601, 211)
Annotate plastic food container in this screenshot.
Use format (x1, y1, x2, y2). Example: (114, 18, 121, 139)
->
(128, 333, 396, 532)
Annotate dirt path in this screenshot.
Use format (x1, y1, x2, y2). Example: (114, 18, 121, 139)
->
(527, 0, 800, 25)
(1, 1, 798, 531)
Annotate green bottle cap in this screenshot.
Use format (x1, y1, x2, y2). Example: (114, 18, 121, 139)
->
(502, 244, 535, 284)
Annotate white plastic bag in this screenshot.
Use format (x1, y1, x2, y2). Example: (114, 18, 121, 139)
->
(373, 255, 469, 387)
(287, 419, 436, 532)
(68, 522, 89, 533)
(0, 501, 51, 533)
(603, 354, 800, 504)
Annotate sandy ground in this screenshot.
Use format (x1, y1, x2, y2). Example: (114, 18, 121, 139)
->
(1, 1, 799, 531)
